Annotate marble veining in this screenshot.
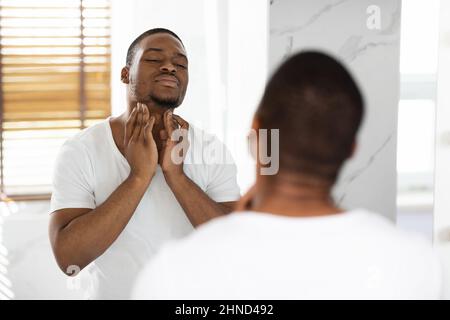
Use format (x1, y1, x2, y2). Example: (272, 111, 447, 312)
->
(336, 132, 394, 205)
(271, 0, 350, 36)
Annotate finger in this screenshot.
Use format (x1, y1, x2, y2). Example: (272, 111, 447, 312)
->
(142, 103, 149, 121)
(144, 116, 156, 143)
(125, 106, 138, 143)
(137, 104, 145, 139)
(164, 109, 177, 139)
(132, 103, 143, 142)
(140, 104, 150, 141)
(172, 114, 189, 130)
(235, 185, 257, 211)
(159, 129, 168, 140)
(172, 114, 189, 143)
(171, 117, 179, 130)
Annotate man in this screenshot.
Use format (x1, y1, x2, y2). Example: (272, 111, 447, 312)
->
(132, 51, 442, 299)
(49, 28, 240, 299)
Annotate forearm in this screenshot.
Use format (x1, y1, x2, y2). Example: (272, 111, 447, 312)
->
(165, 173, 231, 227)
(55, 175, 150, 272)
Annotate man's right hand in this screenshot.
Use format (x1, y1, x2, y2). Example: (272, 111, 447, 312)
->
(124, 103, 158, 185)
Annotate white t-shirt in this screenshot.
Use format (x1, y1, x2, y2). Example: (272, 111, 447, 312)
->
(50, 117, 240, 299)
(132, 209, 443, 300)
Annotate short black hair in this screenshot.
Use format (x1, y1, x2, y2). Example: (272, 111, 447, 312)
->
(256, 51, 364, 183)
(125, 28, 184, 67)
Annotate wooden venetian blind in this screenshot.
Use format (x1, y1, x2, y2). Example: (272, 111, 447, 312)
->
(0, 0, 111, 199)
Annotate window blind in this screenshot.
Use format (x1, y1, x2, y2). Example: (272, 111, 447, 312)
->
(0, 0, 111, 199)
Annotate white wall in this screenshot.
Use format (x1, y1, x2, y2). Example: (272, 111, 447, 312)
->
(224, 1, 269, 192)
(433, 0, 450, 299)
(269, 0, 401, 220)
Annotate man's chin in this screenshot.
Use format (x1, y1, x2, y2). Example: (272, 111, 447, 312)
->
(151, 95, 181, 109)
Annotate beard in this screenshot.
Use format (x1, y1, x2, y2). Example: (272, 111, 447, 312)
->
(130, 82, 183, 109)
(150, 93, 181, 109)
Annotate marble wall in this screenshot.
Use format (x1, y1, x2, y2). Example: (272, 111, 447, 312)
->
(269, 0, 401, 219)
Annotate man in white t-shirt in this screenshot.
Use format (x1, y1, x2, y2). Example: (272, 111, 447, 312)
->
(49, 28, 240, 299)
(132, 51, 443, 300)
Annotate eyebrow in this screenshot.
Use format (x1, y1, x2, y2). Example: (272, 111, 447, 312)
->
(143, 47, 188, 60)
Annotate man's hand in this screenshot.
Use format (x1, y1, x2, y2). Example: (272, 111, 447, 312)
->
(156, 110, 239, 226)
(124, 103, 158, 185)
(235, 185, 257, 211)
(160, 109, 190, 181)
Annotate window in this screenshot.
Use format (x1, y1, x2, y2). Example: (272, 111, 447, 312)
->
(0, 0, 111, 199)
(397, 0, 440, 197)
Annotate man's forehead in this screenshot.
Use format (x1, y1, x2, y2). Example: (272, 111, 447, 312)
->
(139, 33, 186, 55)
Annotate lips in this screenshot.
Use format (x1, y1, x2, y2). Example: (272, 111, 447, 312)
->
(155, 75, 179, 88)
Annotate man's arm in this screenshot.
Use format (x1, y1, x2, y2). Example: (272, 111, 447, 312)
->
(49, 104, 158, 274)
(160, 110, 237, 227)
(50, 175, 150, 274)
(165, 173, 236, 227)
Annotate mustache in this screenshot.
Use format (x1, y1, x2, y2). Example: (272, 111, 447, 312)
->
(154, 72, 179, 83)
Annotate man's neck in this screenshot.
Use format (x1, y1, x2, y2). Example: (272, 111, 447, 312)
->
(111, 100, 172, 154)
(249, 175, 342, 218)
(125, 99, 172, 125)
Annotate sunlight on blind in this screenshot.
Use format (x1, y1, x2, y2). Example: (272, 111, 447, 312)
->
(0, 0, 111, 197)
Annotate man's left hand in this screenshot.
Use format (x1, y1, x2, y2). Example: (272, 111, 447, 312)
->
(160, 109, 190, 181)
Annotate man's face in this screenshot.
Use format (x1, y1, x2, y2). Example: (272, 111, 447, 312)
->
(125, 33, 189, 108)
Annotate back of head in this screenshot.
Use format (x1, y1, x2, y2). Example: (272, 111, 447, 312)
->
(257, 51, 364, 183)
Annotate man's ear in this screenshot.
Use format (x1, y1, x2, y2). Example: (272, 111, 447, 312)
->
(248, 116, 260, 161)
(349, 141, 357, 158)
(251, 116, 260, 131)
(121, 67, 130, 84)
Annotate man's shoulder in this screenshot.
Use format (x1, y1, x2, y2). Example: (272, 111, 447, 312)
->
(351, 209, 438, 260)
(348, 209, 426, 239)
(355, 209, 420, 236)
(69, 119, 109, 143)
(158, 213, 240, 257)
(133, 215, 236, 299)
(362, 210, 442, 288)
(61, 119, 109, 153)
(191, 209, 437, 260)
(149, 209, 442, 269)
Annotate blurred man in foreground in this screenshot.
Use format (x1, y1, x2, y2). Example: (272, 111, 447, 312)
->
(133, 51, 442, 299)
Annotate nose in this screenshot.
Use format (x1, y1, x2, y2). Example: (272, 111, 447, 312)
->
(160, 62, 176, 74)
